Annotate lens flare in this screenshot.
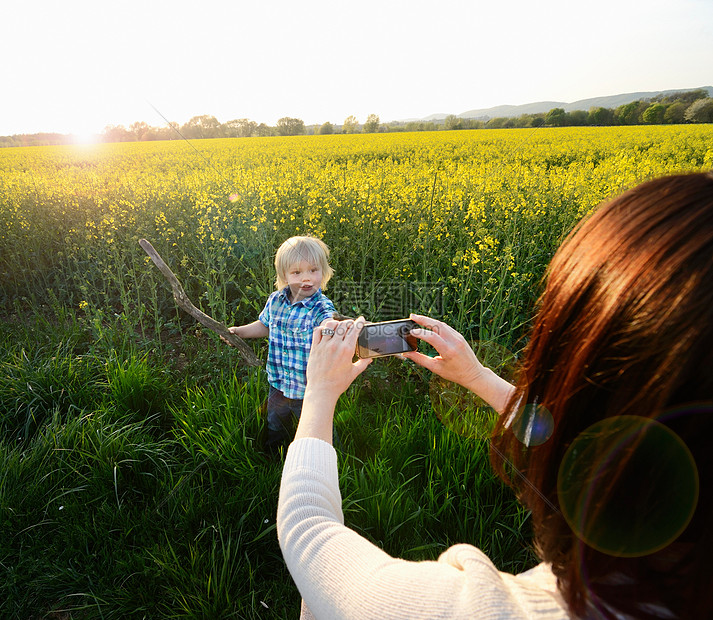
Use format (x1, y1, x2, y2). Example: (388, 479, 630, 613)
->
(510, 402, 554, 447)
(557, 415, 699, 557)
(429, 375, 493, 439)
(430, 340, 517, 439)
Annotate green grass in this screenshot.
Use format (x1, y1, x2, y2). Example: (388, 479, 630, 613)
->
(3, 124, 712, 618)
(0, 310, 532, 619)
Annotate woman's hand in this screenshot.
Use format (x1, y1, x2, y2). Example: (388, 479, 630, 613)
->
(306, 317, 372, 401)
(402, 314, 486, 390)
(402, 313, 515, 414)
(295, 317, 372, 443)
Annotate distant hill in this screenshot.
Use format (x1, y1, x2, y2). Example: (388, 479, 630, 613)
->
(408, 87, 713, 122)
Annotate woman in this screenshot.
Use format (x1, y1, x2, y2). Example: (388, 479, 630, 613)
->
(277, 172, 713, 619)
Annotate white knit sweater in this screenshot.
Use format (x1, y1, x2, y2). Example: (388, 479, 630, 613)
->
(277, 437, 571, 619)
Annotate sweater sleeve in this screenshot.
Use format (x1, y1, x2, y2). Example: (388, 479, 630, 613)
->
(277, 438, 560, 620)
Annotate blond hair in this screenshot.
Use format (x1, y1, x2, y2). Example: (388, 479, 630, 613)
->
(274, 236, 334, 290)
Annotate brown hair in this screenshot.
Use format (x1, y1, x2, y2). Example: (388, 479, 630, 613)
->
(490, 172, 713, 618)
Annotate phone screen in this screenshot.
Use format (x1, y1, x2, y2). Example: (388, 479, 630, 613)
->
(356, 319, 418, 358)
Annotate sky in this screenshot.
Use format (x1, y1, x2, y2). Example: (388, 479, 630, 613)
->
(2, 0, 712, 137)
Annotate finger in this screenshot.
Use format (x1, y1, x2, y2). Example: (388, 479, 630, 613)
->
(311, 325, 324, 348)
(318, 319, 340, 341)
(409, 326, 436, 341)
(409, 313, 447, 332)
(410, 314, 456, 342)
(402, 350, 440, 372)
(333, 318, 354, 341)
(339, 316, 365, 345)
(409, 326, 451, 354)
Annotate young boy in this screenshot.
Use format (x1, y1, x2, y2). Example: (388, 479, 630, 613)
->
(227, 235, 336, 452)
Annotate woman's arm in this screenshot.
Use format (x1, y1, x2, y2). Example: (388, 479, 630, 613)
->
(293, 317, 371, 444)
(277, 318, 543, 619)
(402, 313, 515, 415)
(278, 438, 526, 619)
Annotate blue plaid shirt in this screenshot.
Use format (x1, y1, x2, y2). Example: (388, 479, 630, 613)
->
(258, 287, 335, 399)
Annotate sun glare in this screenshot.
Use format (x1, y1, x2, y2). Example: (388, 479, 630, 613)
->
(72, 132, 101, 146)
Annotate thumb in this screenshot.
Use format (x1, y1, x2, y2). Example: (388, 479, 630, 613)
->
(353, 357, 373, 375)
(402, 350, 437, 372)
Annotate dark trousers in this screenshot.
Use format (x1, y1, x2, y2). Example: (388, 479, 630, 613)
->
(263, 386, 340, 452)
(264, 386, 303, 451)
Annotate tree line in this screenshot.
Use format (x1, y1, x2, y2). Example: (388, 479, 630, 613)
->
(446, 88, 713, 131)
(2, 91, 711, 148)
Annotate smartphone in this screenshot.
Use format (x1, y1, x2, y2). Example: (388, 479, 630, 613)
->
(356, 319, 418, 359)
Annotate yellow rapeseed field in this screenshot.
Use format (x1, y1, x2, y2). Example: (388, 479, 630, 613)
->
(1, 125, 712, 346)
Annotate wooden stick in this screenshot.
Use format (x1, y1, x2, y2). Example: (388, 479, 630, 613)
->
(139, 239, 261, 367)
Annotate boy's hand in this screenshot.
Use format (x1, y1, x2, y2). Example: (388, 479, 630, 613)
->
(220, 326, 240, 346)
(221, 321, 269, 344)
